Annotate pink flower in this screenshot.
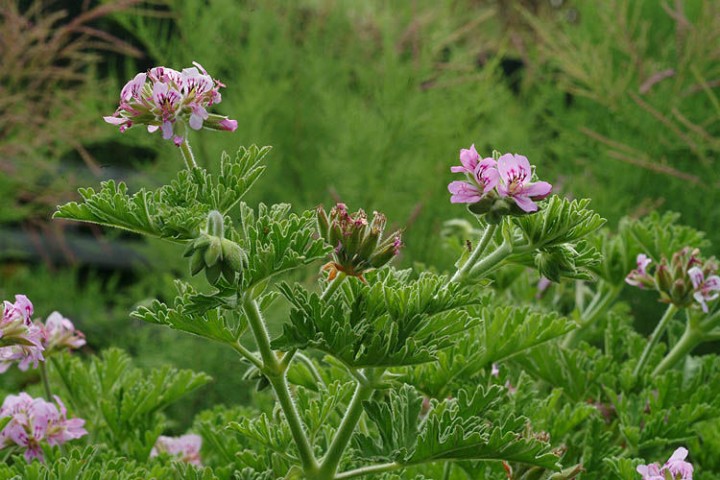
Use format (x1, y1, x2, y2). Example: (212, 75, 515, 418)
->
(664, 447, 693, 479)
(496, 154, 552, 212)
(151, 434, 202, 465)
(0, 295, 44, 373)
(0, 393, 87, 462)
(104, 61, 236, 146)
(688, 266, 720, 313)
(626, 254, 653, 288)
(41, 312, 86, 352)
(448, 145, 499, 204)
(636, 463, 664, 480)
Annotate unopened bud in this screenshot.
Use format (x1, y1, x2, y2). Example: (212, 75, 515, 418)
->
(205, 263, 222, 285)
(316, 206, 330, 239)
(654, 263, 673, 293)
(204, 237, 223, 267)
(222, 239, 246, 272)
(190, 250, 205, 276)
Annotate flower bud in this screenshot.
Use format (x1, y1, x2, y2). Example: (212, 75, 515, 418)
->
(654, 263, 673, 293)
(190, 250, 205, 276)
(221, 239, 246, 273)
(204, 237, 223, 267)
(316, 206, 330, 239)
(205, 263, 222, 285)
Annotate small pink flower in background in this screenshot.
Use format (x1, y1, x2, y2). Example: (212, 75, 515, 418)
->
(496, 154, 552, 213)
(636, 463, 664, 480)
(0, 392, 87, 462)
(151, 434, 202, 465)
(688, 266, 720, 313)
(637, 447, 694, 480)
(0, 295, 44, 373)
(491, 363, 500, 377)
(626, 254, 653, 288)
(664, 447, 693, 479)
(104, 62, 237, 146)
(41, 312, 86, 353)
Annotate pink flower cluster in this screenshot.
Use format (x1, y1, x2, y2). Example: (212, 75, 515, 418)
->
(104, 62, 238, 146)
(448, 145, 552, 213)
(637, 447, 693, 480)
(0, 393, 87, 462)
(1, 296, 85, 373)
(0, 295, 44, 373)
(150, 434, 202, 465)
(625, 251, 720, 312)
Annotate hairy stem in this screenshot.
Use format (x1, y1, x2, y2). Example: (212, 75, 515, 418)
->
(318, 377, 375, 478)
(468, 240, 512, 279)
(335, 462, 402, 479)
(633, 304, 678, 377)
(321, 272, 346, 300)
(652, 321, 702, 375)
(449, 223, 498, 284)
(242, 297, 318, 473)
(179, 139, 198, 169)
(231, 341, 264, 370)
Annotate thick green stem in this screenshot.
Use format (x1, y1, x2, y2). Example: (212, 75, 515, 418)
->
(652, 322, 702, 376)
(468, 240, 512, 279)
(318, 379, 375, 478)
(242, 297, 318, 473)
(179, 139, 197, 169)
(449, 223, 498, 284)
(633, 304, 678, 377)
(335, 462, 402, 479)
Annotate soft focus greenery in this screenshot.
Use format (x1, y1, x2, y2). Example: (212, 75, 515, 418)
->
(1, 0, 718, 429)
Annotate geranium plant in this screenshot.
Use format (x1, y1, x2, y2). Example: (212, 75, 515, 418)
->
(0, 63, 718, 479)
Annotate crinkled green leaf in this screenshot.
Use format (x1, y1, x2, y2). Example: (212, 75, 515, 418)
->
(511, 197, 606, 250)
(272, 270, 485, 367)
(620, 211, 710, 262)
(54, 146, 268, 241)
(131, 280, 253, 345)
(404, 306, 573, 397)
(236, 202, 331, 291)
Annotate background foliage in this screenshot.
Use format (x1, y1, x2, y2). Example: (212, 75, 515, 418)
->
(1, 0, 718, 463)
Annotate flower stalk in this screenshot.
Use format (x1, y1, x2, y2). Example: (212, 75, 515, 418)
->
(317, 376, 376, 479)
(633, 304, 678, 378)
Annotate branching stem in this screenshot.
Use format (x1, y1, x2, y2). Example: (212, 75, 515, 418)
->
(318, 373, 376, 479)
(335, 462, 402, 479)
(633, 304, 678, 377)
(449, 223, 498, 284)
(242, 297, 318, 474)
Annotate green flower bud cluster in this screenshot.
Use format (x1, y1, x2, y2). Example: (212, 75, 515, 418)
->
(316, 203, 402, 280)
(183, 210, 248, 285)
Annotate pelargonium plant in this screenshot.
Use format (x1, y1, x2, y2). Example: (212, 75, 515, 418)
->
(2, 62, 719, 479)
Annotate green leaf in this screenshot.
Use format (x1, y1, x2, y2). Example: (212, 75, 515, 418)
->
(404, 306, 574, 397)
(54, 146, 268, 241)
(131, 280, 250, 345)
(51, 348, 211, 460)
(511, 197, 606, 250)
(236, 202, 331, 291)
(620, 211, 710, 262)
(272, 270, 485, 367)
(357, 384, 560, 470)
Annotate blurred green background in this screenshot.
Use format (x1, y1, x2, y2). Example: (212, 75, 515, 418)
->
(1, 0, 718, 428)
